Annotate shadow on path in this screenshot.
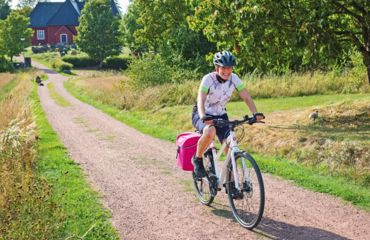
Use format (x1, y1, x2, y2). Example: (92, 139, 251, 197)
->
(36, 67, 57, 75)
(210, 207, 349, 240)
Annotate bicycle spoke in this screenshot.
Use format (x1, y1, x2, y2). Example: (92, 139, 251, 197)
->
(227, 152, 265, 229)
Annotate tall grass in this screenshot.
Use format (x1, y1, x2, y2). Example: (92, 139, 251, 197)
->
(70, 66, 370, 114)
(0, 73, 13, 89)
(0, 73, 33, 129)
(70, 73, 198, 110)
(0, 72, 63, 239)
(1, 71, 118, 239)
(0, 73, 17, 102)
(243, 70, 370, 98)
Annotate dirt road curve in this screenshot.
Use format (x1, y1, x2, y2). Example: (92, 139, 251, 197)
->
(34, 62, 370, 240)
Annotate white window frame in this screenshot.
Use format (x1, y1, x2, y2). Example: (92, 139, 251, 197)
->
(36, 30, 45, 40)
(60, 34, 68, 44)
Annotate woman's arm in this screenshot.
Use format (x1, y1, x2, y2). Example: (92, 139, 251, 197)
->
(239, 89, 257, 114)
(197, 91, 208, 119)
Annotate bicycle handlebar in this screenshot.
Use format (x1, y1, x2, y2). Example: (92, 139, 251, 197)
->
(212, 115, 265, 129)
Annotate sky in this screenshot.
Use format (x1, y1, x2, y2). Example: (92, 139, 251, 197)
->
(10, 0, 130, 14)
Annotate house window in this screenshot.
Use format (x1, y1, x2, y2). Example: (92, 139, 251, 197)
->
(36, 30, 45, 40)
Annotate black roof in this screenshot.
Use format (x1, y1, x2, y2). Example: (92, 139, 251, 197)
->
(30, 0, 120, 28)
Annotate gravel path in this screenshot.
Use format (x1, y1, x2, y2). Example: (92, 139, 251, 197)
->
(34, 62, 370, 240)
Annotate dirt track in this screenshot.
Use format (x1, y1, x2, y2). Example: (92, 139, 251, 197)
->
(34, 62, 370, 240)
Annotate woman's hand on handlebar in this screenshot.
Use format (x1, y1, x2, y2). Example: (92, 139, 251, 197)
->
(201, 115, 213, 125)
(253, 112, 265, 122)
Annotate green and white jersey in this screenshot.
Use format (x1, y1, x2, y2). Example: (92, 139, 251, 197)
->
(200, 72, 245, 116)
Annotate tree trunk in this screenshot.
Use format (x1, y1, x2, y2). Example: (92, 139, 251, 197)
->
(361, 50, 370, 84)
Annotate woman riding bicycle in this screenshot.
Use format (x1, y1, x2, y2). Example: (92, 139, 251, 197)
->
(192, 50, 265, 178)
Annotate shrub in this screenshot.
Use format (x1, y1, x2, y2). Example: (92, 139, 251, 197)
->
(62, 55, 99, 68)
(70, 49, 78, 55)
(31, 45, 50, 54)
(127, 54, 201, 88)
(52, 59, 73, 72)
(0, 57, 14, 72)
(102, 55, 131, 70)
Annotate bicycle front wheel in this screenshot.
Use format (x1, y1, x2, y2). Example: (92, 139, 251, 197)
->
(226, 152, 265, 229)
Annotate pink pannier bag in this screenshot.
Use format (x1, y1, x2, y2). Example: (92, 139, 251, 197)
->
(176, 132, 201, 171)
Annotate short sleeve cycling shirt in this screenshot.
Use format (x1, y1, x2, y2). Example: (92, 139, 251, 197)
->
(200, 72, 245, 116)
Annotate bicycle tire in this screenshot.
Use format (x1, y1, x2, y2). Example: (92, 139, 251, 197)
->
(226, 152, 265, 229)
(192, 150, 215, 206)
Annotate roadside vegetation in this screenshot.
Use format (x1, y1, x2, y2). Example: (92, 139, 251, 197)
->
(0, 71, 62, 239)
(0, 71, 118, 239)
(0, 73, 17, 100)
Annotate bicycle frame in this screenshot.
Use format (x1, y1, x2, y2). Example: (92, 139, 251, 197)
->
(208, 128, 246, 191)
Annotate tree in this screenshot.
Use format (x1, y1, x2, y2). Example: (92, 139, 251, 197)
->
(124, 0, 216, 70)
(0, 10, 33, 61)
(189, 0, 370, 82)
(17, 0, 37, 8)
(120, 2, 146, 55)
(0, 0, 10, 20)
(189, 0, 349, 74)
(76, 0, 121, 68)
(322, 0, 370, 84)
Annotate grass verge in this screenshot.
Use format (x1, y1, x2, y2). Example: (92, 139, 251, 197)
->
(47, 82, 71, 107)
(255, 154, 370, 210)
(31, 86, 119, 239)
(65, 80, 178, 141)
(65, 80, 370, 211)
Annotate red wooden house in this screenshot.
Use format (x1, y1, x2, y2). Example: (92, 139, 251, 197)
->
(29, 0, 119, 46)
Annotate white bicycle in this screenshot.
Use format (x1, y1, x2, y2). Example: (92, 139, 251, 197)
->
(192, 115, 265, 229)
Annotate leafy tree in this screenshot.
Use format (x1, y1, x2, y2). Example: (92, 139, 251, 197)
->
(120, 2, 146, 55)
(17, 0, 37, 8)
(189, 0, 370, 82)
(76, 0, 121, 68)
(124, 0, 216, 71)
(0, 0, 10, 20)
(189, 0, 348, 74)
(322, 0, 370, 84)
(0, 10, 32, 61)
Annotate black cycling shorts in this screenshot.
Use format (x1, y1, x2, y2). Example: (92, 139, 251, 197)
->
(192, 106, 230, 143)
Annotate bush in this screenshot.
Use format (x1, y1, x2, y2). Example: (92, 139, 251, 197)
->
(62, 55, 99, 68)
(127, 54, 201, 88)
(52, 59, 73, 72)
(31, 45, 50, 54)
(127, 54, 173, 88)
(102, 56, 131, 70)
(0, 57, 14, 72)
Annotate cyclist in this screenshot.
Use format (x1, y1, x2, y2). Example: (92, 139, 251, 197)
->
(192, 50, 264, 178)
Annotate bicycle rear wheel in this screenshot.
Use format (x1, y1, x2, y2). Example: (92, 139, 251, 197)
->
(226, 152, 265, 229)
(193, 151, 215, 206)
